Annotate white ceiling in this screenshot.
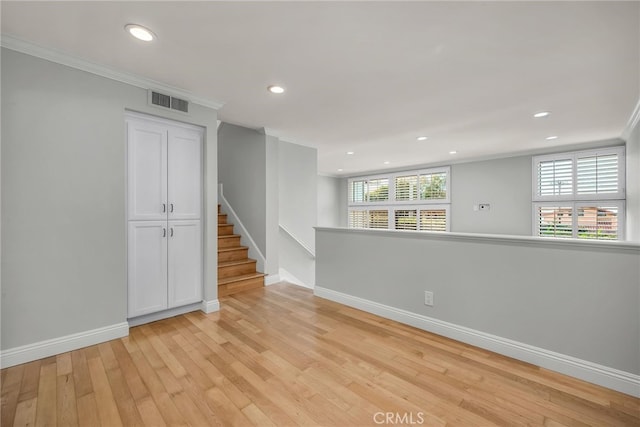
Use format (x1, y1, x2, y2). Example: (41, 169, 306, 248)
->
(2, 1, 639, 176)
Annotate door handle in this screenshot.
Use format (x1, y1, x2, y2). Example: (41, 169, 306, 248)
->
(170, 228, 174, 237)
(163, 228, 166, 237)
(170, 203, 174, 213)
(162, 203, 166, 213)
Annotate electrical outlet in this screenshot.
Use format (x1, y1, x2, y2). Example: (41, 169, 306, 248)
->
(424, 291, 434, 307)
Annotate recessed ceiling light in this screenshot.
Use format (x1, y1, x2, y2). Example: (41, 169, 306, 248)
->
(534, 111, 551, 118)
(449, 150, 457, 154)
(383, 161, 390, 165)
(267, 85, 285, 94)
(546, 135, 558, 140)
(125, 24, 156, 42)
(337, 168, 343, 172)
(346, 151, 354, 155)
(416, 136, 428, 141)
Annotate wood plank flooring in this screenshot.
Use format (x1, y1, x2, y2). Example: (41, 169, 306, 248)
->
(2, 283, 639, 426)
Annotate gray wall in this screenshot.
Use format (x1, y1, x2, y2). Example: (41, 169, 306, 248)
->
(451, 155, 532, 235)
(317, 175, 347, 228)
(218, 123, 267, 254)
(279, 141, 317, 285)
(279, 141, 318, 248)
(316, 228, 640, 375)
(1, 48, 219, 350)
(626, 118, 640, 242)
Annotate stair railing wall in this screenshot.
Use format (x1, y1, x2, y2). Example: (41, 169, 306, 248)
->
(279, 224, 316, 258)
(218, 184, 266, 273)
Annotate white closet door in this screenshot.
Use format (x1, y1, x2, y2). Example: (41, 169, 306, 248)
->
(127, 119, 168, 221)
(168, 128, 202, 220)
(168, 220, 202, 308)
(128, 221, 168, 317)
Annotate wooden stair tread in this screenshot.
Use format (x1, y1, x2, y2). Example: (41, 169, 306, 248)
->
(218, 247, 248, 253)
(217, 204, 264, 295)
(219, 272, 267, 286)
(219, 259, 256, 268)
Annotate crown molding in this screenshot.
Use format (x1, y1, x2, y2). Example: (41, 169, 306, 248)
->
(0, 34, 224, 110)
(622, 98, 640, 141)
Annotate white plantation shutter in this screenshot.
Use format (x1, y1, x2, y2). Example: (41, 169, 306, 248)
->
(535, 205, 574, 238)
(395, 209, 417, 230)
(366, 178, 389, 202)
(348, 210, 367, 228)
(349, 180, 366, 203)
(395, 175, 419, 201)
(576, 203, 623, 240)
(576, 153, 619, 196)
(419, 172, 447, 200)
(532, 147, 625, 241)
(536, 158, 573, 198)
(534, 147, 624, 201)
(534, 202, 625, 240)
(348, 167, 450, 232)
(420, 209, 447, 231)
(368, 210, 389, 229)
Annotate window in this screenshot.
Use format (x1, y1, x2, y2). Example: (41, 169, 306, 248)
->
(367, 178, 389, 202)
(532, 147, 625, 240)
(395, 209, 417, 230)
(348, 167, 451, 232)
(420, 208, 447, 232)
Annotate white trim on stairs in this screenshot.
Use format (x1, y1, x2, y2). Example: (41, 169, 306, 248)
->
(0, 322, 129, 369)
(279, 224, 315, 258)
(218, 184, 266, 273)
(314, 286, 640, 398)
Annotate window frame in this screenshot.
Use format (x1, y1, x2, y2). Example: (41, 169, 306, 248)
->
(533, 201, 625, 240)
(347, 166, 451, 232)
(348, 166, 451, 205)
(532, 146, 625, 241)
(348, 204, 451, 232)
(532, 146, 625, 202)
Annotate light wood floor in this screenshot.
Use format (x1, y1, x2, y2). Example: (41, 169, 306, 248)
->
(2, 283, 639, 426)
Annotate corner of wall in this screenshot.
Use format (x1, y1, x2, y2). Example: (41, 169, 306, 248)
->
(624, 100, 640, 242)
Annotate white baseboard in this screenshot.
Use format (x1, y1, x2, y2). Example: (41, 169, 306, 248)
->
(265, 274, 281, 286)
(0, 322, 129, 369)
(201, 299, 220, 314)
(314, 286, 640, 398)
(279, 268, 314, 289)
(129, 302, 203, 327)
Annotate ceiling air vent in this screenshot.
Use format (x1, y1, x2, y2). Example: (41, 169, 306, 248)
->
(148, 90, 189, 114)
(171, 96, 189, 113)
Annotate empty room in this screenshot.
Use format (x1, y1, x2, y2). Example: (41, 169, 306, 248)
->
(1, 1, 639, 426)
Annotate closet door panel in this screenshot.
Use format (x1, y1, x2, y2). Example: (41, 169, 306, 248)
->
(168, 128, 202, 220)
(127, 119, 168, 221)
(168, 220, 202, 308)
(128, 221, 168, 317)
